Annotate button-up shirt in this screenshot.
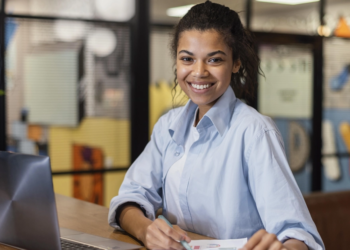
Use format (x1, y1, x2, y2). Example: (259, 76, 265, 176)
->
(108, 86, 324, 250)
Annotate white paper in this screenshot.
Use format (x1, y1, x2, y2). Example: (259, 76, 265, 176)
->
(189, 238, 247, 250)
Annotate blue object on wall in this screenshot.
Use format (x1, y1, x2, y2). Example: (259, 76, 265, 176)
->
(323, 109, 350, 192)
(273, 118, 312, 194)
(5, 18, 18, 49)
(330, 65, 350, 91)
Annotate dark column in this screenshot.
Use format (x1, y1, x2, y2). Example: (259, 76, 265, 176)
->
(320, 0, 325, 26)
(130, 0, 150, 163)
(245, 0, 252, 30)
(311, 0, 326, 192)
(311, 37, 323, 192)
(0, 0, 6, 151)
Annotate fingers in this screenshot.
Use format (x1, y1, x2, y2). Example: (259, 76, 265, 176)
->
(241, 230, 283, 250)
(267, 240, 283, 250)
(146, 227, 184, 250)
(173, 225, 191, 243)
(144, 219, 188, 250)
(144, 230, 166, 249)
(254, 233, 278, 250)
(155, 219, 188, 242)
(242, 229, 267, 250)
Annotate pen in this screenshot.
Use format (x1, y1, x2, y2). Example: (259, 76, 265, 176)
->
(158, 215, 192, 250)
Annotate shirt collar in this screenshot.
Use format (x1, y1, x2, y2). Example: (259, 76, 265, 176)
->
(169, 86, 237, 145)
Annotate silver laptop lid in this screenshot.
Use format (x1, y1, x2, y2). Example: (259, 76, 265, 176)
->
(0, 152, 61, 250)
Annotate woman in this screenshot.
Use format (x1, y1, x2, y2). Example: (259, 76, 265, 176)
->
(108, 2, 324, 250)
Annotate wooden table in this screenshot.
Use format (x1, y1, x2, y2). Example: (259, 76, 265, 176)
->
(0, 194, 210, 250)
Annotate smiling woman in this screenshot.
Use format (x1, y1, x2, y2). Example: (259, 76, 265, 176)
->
(176, 29, 241, 125)
(170, 2, 260, 104)
(108, 1, 324, 250)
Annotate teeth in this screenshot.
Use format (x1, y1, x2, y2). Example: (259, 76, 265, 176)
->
(191, 83, 211, 90)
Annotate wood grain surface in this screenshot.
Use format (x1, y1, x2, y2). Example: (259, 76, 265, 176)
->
(4, 191, 350, 249)
(0, 194, 210, 250)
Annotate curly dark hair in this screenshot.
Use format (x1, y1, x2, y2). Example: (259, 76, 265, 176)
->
(170, 0, 262, 101)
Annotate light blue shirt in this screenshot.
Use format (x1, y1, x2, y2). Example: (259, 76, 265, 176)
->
(108, 86, 324, 250)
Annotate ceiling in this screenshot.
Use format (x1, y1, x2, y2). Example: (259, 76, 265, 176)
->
(150, 0, 349, 24)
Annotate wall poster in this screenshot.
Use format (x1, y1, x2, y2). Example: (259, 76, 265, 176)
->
(258, 45, 313, 119)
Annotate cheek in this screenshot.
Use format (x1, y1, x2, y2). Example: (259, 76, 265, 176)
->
(224, 72, 232, 84)
(213, 67, 232, 85)
(177, 75, 191, 97)
(177, 77, 188, 94)
(176, 62, 191, 77)
(176, 66, 190, 86)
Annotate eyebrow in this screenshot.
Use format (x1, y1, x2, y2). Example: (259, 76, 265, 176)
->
(178, 50, 227, 56)
(207, 50, 226, 56)
(178, 50, 194, 55)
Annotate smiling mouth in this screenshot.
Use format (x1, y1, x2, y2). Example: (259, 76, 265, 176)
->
(187, 81, 216, 90)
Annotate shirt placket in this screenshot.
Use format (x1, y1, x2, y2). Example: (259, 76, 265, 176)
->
(162, 142, 184, 212)
(178, 127, 201, 232)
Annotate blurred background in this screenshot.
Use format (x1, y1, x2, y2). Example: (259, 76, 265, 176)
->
(0, 0, 350, 208)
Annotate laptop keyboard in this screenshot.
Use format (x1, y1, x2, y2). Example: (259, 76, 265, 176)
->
(61, 238, 104, 249)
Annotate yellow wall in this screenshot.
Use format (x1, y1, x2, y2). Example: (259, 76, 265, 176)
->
(149, 81, 188, 135)
(50, 83, 188, 207)
(50, 118, 130, 207)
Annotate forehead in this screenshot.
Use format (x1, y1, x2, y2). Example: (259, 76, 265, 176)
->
(177, 29, 230, 53)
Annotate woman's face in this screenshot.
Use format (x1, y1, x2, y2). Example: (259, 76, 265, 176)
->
(176, 29, 240, 110)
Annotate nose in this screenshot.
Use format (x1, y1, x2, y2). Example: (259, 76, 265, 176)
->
(192, 61, 209, 78)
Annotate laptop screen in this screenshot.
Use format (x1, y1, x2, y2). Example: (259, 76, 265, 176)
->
(0, 152, 61, 250)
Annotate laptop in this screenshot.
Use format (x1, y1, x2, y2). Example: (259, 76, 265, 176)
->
(0, 152, 141, 250)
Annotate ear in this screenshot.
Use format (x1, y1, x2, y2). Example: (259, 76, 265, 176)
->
(232, 60, 241, 74)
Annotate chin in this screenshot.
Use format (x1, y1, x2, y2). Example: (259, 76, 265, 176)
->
(190, 98, 212, 106)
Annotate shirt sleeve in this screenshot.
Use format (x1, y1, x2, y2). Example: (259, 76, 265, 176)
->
(108, 116, 166, 230)
(245, 128, 325, 250)
(278, 228, 323, 250)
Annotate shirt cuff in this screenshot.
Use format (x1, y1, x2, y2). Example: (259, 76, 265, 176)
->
(277, 228, 324, 250)
(108, 195, 157, 231)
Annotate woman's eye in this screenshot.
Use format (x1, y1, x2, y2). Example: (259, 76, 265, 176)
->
(209, 58, 223, 63)
(181, 57, 193, 62)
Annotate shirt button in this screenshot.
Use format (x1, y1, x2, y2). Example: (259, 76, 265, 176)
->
(175, 152, 180, 156)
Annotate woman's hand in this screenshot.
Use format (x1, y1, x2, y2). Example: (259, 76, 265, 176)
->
(141, 218, 191, 250)
(118, 205, 191, 249)
(240, 229, 307, 250)
(240, 229, 286, 250)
